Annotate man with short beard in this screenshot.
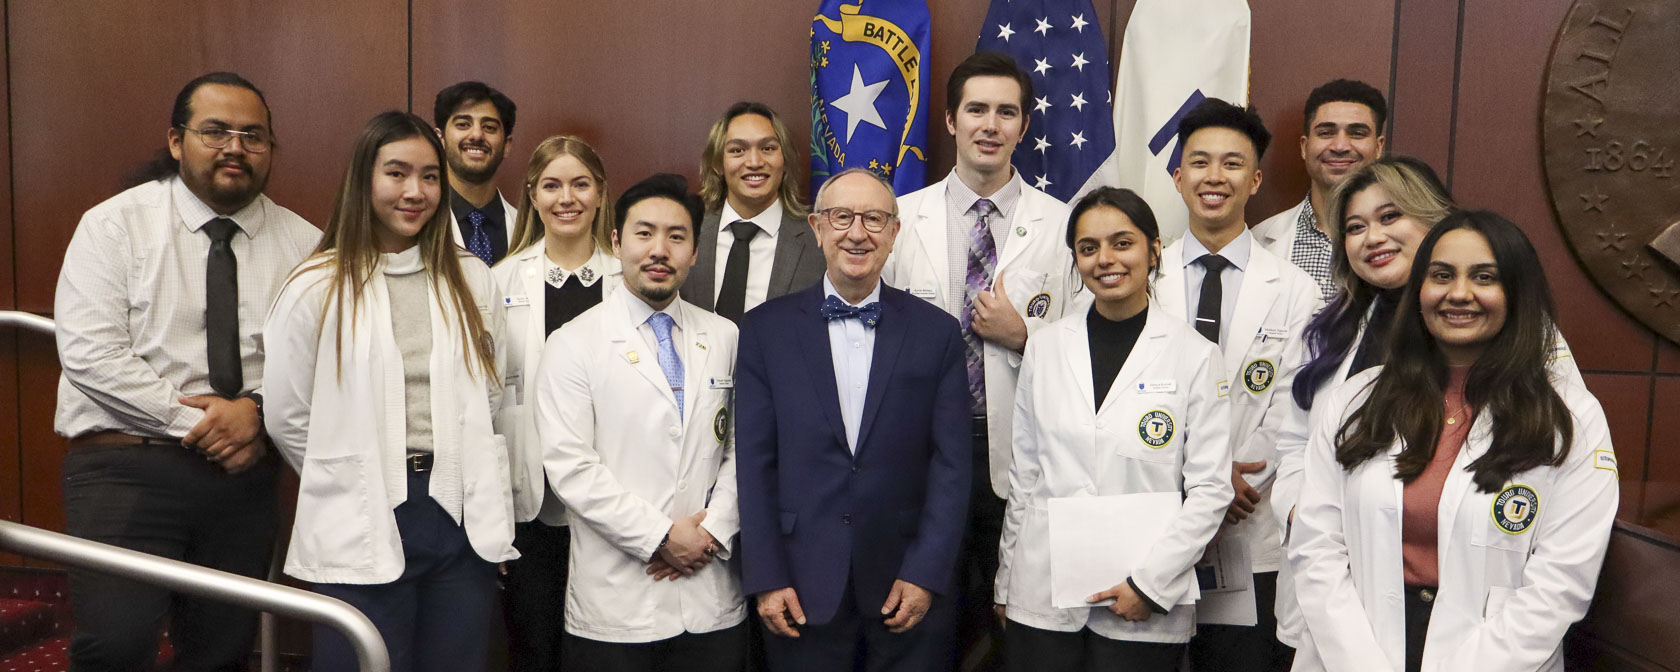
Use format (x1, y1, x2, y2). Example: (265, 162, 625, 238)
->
(434, 80, 519, 265)
(1252, 79, 1388, 303)
(53, 72, 319, 671)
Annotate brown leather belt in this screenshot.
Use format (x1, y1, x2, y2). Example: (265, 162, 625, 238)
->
(69, 430, 175, 450)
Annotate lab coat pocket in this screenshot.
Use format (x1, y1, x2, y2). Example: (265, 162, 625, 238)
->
(697, 391, 730, 459)
(1006, 271, 1054, 319)
(1473, 482, 1541, 553)
(1117, 394, 1184, 464)
(293, 453, 376, 569)
(1233, 329, 1289, 404)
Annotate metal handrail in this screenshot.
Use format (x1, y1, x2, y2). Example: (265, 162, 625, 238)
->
(0, 521, 388, 671)
(0, 310, 388, 671)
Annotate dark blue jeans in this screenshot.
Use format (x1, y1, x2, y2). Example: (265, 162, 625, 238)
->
(312, 469, 498, 672)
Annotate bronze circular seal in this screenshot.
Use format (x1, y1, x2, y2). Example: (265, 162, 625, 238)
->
(1542, 0, 1680, 345)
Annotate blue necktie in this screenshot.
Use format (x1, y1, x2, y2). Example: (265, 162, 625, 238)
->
(820, 294, 883, 328)
(466, 210, 494, 266)
(648, 312, 684, 420)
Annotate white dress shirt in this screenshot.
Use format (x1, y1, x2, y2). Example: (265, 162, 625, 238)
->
(55, 176, 320, 439)
(625, 292, 687, 413)
(712, 198, 785, 313)
(1177, 227, 1254, 349)
(823, 276, 880, 453)
(942, 171, 1023, 317)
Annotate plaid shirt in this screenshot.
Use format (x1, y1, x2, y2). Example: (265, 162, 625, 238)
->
(1289, 198, 1336, 303)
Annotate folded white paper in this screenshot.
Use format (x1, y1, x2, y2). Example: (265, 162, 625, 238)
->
(1194, 536, 1257, 626)
(1047, 492, 1185, 610)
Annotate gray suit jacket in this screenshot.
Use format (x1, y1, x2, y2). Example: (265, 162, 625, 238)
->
(682, 205, 826, 312)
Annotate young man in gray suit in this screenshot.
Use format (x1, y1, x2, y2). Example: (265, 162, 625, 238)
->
(683, 102, 825, 322)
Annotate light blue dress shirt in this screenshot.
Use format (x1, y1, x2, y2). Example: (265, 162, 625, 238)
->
(1179, 227, 1254, 349)
(824, 276, 880, 454)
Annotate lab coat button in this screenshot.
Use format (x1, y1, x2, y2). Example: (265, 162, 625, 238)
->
(1096, 421, 1106, 429)
(668, 426, 681, 438)
(1388, 591, 1401, 603)
(678, 480, 688, 491)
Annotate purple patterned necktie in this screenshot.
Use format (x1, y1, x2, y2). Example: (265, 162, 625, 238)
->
(466, 209, 494, 266)
(961, 199, 998, 415)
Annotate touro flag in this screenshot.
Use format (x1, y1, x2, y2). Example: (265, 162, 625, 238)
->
(810, 0, 931, 198)
(974, 0, 1115, 203)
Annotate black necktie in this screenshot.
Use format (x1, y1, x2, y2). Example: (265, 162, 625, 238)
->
(204, 218, 243, 397)
(715, 220, 758, 322)
(1194, 254, 1230, 345)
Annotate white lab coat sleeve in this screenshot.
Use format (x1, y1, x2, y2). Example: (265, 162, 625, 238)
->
(996, 336, 1046, 605)
(1130, 346, 1234, 607)
(1271, 371, 1319, 546)
(1431, 391, 1619, 672)
(536, 328, 674, 563)
(260, 271, 327, 473)
(1291, 384, 1398, 672)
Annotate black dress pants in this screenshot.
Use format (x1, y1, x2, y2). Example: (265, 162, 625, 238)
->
(63, 443, 279, 672)
(1003, 620, 1183, 672)
(503, 520, 571, 672)
(957, 419, 1006, 671)
(563, 622, 747, 672)
(1187, 571, 1294, 672)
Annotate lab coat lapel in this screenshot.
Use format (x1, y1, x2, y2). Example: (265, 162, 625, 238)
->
(910, 177, 951, 307)
(1098, 310, 1172, 419)
(612, 293, 680, 411)
(996, 190, 1041, 272)
(1437, 413, 1495, 560)
(1223, 250, 1279, 376)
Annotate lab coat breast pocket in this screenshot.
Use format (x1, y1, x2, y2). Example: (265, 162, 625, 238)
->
(696, 389, 732, 459)
(1116, 392, 1185, 466)
(1005, 271, 1054, 319)
(1233, 327, 1290, 406)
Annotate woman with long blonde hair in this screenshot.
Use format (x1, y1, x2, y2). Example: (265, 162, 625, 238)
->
(491, 134, 621, 671)
(263, 110, 514, 672)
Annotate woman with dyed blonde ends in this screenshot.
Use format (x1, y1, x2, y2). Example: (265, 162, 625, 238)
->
(1290, 212, 1617, 672)
(491, 135, 622, 672)
(995, 188, 1232, 672)
(263, 110, 514, 672)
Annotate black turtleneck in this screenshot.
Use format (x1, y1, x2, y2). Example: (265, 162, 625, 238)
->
(1088, 305, 1149, 409)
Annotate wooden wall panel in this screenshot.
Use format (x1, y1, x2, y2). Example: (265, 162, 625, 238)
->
(8, 1, 408, 313)
(7, 1, 408, 536)
(1244, 0, 1396, 223)
(1585, 373, 1652, 521)
(1388, 0, 1459, 178)
(1644, 378, 1680, 532)
(0, 0, 22, 559)
(1453, 0, 1655, 375)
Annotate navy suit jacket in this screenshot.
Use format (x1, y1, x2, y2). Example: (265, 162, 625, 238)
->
(736, 282, 971, 626)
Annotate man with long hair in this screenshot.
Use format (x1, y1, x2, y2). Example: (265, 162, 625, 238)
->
(53, 72, 320, 670)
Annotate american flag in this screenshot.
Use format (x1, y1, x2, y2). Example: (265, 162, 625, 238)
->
(974, 0, 1114, 203)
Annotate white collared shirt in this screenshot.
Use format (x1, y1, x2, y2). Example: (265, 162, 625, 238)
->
(712, 198, 785, 312)
(823, 275, 881, 453)
(624, 292, 686, 383)
(942, 170, 1024, 317)
(1178, 226, 1254, 349)
(55, 176, 320, 439)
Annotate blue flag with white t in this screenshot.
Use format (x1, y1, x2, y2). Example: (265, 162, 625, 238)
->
(974, 0, 1114, 202)
(810, 0, 931, 199)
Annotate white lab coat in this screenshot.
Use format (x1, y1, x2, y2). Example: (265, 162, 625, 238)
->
(535, 290, 745, 643)
(884, 172, 1078, 498)
(1290, 368, 1617, 672)
(450, 193, 518, 251)
(1252, 197, 1310, 261)
(262, 249, 517, 584)
(1156, 236, 1322, 573)
(996, 306, 1234, 642)
(490, 243, 622, 524)
(1271, 310, 1588, 661)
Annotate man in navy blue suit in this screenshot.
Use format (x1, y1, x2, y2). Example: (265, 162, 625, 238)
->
(736, 168, 971, 671)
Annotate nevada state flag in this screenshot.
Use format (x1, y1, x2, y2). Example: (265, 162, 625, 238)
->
(810, 0, 931, 198)
(975, 0, 1115, 203)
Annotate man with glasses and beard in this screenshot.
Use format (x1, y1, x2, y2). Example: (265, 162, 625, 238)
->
(434, 80, 519, 265)
(53, 72, 319, 671)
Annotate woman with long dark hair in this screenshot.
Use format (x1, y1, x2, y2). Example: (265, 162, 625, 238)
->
(1289, 211, 1617, 672)
(995, 188, 1232, 672)
(263, 110, 515, 672)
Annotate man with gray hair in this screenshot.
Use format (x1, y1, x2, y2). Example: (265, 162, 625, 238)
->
(737, 168, 971, 671)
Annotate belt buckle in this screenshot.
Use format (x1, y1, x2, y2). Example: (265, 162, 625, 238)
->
(1419, 587, 1435, 603)
(408, 454, 430, 472)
